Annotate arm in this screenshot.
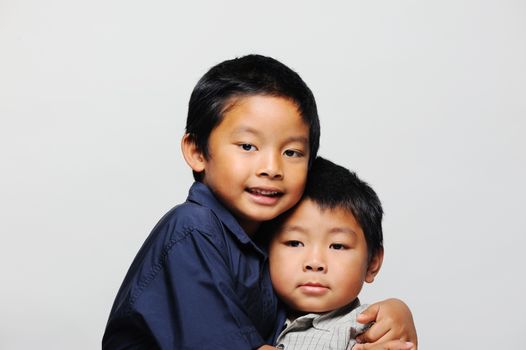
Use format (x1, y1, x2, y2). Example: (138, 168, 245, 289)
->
(354, 298, 417, 349)
(354, 340, 415, 350)
(104, 219, 271, 349)
(149, 228, 269, 348)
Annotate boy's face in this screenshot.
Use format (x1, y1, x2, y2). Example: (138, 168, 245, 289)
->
(192, 95, 310, 234)
(269, 199, 383, 314)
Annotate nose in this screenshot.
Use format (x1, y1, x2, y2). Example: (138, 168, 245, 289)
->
(303, 252, 327, 272)
(257, 152, 283, 179)
(304, 261, 326, 272)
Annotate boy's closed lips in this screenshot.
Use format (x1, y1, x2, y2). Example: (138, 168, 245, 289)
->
(298, 282, 330, 296)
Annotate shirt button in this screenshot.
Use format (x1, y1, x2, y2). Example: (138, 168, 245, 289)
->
(276, 344, 285, 349)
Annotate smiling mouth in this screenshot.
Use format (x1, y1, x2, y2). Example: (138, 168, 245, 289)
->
(246, 188, 283, 197)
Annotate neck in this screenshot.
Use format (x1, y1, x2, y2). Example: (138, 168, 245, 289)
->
(286, 309, 308, 321)
(238, 219, 260, 236)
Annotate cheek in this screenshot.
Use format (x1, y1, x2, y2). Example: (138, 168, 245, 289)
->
(208, 160, 245, 187)
(333, 258, 368, 287)
(270, 252, 295, 284)
(288, 167, 308, 197)
(227, 157, 249, 173)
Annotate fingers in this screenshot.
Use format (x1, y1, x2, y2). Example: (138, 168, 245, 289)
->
(357, 298, 418, 346)
(357, 304, 381, 324)
(356, 323, 391, 344)
(353, 340, 414, 350)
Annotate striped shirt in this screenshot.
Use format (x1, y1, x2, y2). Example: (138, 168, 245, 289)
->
(275, 300, 369, 350)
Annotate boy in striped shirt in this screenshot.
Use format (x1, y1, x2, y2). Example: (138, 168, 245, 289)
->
(268, 157, 416, 350)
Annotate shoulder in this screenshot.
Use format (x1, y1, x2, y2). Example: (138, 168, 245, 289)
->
(331, 304, 370, 343)
(310, 303, 369, 334)
(153, 201, 225, 242)
(127, 202, 229, 290)
(326, 303, 369, 326)
(110, 202, 229, 311)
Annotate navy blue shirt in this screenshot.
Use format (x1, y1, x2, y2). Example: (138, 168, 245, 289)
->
(103, 182, 286, 349)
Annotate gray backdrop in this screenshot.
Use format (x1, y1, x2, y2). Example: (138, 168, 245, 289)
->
(1, 1, 525, 349)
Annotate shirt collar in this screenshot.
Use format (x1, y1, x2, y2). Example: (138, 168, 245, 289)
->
(186, 182, 264, 251)
(287, 298, 361, 331)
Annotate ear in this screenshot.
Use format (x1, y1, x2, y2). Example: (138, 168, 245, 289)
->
(181, 133, 206, 173)
(365, 248, 384, 284)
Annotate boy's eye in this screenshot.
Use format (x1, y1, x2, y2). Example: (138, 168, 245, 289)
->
(285, 240, 304, 248)
(283, 149, 303, 158)
(330, 243, 347, 250)
(239, 144, 256, 151)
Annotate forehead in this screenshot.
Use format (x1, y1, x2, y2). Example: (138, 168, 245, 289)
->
(217, 95, 309, 135)
(223, 94, 301, 118)
(276, 199, 362, 236)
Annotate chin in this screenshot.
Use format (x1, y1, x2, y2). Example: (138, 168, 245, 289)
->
(246, 211, 280, 223)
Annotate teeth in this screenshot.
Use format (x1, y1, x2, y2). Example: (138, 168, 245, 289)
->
(250, 189, 280, 196)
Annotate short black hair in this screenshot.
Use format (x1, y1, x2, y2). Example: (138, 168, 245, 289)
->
(185, 54, 320, 181)
(302, 157, 384, 261)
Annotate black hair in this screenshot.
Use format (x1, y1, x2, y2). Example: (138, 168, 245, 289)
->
(302, 157, 384, 261)
(185, 54, 320, 181)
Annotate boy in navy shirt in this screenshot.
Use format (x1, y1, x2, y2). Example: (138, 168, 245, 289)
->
(103, 55, 416, 349)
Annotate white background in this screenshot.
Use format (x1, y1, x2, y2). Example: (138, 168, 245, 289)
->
(1, 1, 525, 349)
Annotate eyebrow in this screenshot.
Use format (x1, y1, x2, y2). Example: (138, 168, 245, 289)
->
(328, 227, 357, 236)
(231, 126, 259, 137)
(231, 126, 309, 144)
(279, 225, 357, 236)
(279, 225, 307, 234)
(286, 135, 309, 145)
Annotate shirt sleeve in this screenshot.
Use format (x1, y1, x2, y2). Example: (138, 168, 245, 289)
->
(348, 304, 371, 350)
(125, 223, 265, 350)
